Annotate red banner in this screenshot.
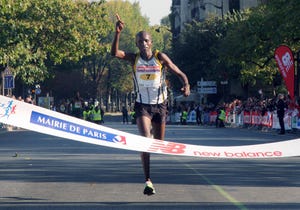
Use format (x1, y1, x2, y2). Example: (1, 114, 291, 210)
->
(274, 45, 295, 100)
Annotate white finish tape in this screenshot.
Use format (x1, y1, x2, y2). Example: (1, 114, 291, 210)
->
(1, 95, 299, 158)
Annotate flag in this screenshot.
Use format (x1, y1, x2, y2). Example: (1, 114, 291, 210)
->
(274, 45, 295, 100)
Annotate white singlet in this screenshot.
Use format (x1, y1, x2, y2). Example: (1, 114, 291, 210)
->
(133, 50, 167, 104)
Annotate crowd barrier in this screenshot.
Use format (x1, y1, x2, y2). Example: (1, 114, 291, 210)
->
(171, 109, 300, 130)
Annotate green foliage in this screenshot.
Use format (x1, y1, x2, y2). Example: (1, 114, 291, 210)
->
(0, 0, 170, 102)
(160, 15, 171, 26)
(105, 0, 151, 94)
(171, 0, 300, 98)
(171, 19, 224, 88)
(0, 0, 109, 85)
(106, 0, 150, 52)
(218, 0, 300, 87)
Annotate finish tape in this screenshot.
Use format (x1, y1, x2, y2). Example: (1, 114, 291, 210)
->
(0, 95, 299, 158)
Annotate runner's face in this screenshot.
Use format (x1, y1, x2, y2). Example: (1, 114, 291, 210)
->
(136, 32, 152, 53)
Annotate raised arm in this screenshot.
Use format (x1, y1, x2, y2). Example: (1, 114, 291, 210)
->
(158, 52, 190, 97)
(111, 14, 135, 63)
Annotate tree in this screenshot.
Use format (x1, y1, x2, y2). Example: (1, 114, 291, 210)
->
(160, 15, 171, 26)
(217, 0, 300, 91)
(102, 0, 152, 110)
(170, 0, 300, 101)
(171, 19, 224, 89)
(1, 0, 173, 108)
(0, 0, 109, 85)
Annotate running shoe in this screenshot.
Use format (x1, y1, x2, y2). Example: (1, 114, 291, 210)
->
(143, 181, 156, 195)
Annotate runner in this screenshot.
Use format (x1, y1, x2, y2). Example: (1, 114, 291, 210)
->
(111, 14, 190, 195)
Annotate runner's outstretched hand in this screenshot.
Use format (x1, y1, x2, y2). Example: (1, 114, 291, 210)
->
(115, 13, 124, 33)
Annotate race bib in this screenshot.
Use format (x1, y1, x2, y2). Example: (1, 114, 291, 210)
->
(137, 72, 160, 88)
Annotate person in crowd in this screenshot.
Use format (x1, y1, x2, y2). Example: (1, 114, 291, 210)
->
(130, 110, 136, 124)
(195, 104, 203, 125)
(72, 91, 83, 118)
(216, 107, 226, 128)
(276, 94, 286, 134)
(111, 14, 190, 196)
(88, 104, 95, 122)
(122, 106, 129, 124)
(59, 101, 66, 113)
(181, 108, 188, 125)
(92, 104, 102, 125)
(17, 96, 24, 101)
(25, 95, 33, 104)
(82, 104, 91, 121)
(100, 106, 105, 124)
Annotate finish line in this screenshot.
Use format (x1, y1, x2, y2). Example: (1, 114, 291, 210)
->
(0, 95, 299, 158)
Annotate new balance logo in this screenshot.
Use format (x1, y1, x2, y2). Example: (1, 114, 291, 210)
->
(148, 140, 186, 154)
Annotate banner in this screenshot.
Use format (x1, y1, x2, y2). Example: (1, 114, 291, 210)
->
(274, 45, 295, 100)
(1, 95, 300, 158)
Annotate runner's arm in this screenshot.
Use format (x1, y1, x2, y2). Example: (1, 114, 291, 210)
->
(111, 14, 135, 63)
(158, 52, 190, 97)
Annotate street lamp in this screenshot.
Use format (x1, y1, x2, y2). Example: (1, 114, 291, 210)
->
(200, 0, 224, 20)
(155, 26, 172, 33)
(155, 26, 173, 51)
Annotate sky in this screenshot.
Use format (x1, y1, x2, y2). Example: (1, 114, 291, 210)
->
(127, 0, 172, 25)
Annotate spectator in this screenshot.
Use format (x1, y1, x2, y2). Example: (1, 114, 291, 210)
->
(276, 94, 286, 134)
(122, 106, 129, 124)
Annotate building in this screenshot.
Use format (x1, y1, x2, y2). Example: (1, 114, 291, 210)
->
(169, 0, 265, 103)
(171, 0, 260, 37)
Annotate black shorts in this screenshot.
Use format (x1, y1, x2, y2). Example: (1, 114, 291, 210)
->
(134, 101, 168, 123)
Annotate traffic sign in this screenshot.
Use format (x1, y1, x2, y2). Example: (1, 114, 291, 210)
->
(197, 80, 216, 87)
(35, 88, 41, 95)
(197, 87, 217, 94)
(4, 75, 15, 89)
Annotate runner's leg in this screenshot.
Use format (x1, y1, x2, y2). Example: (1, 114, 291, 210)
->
(136, 116, 152, 181)
(152, 121, 165, 140)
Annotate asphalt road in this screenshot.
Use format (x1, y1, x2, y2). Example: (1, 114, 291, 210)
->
(0, 122, 299, 210)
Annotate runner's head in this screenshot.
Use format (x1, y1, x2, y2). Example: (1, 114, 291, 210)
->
(135, 31, 152, 54)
